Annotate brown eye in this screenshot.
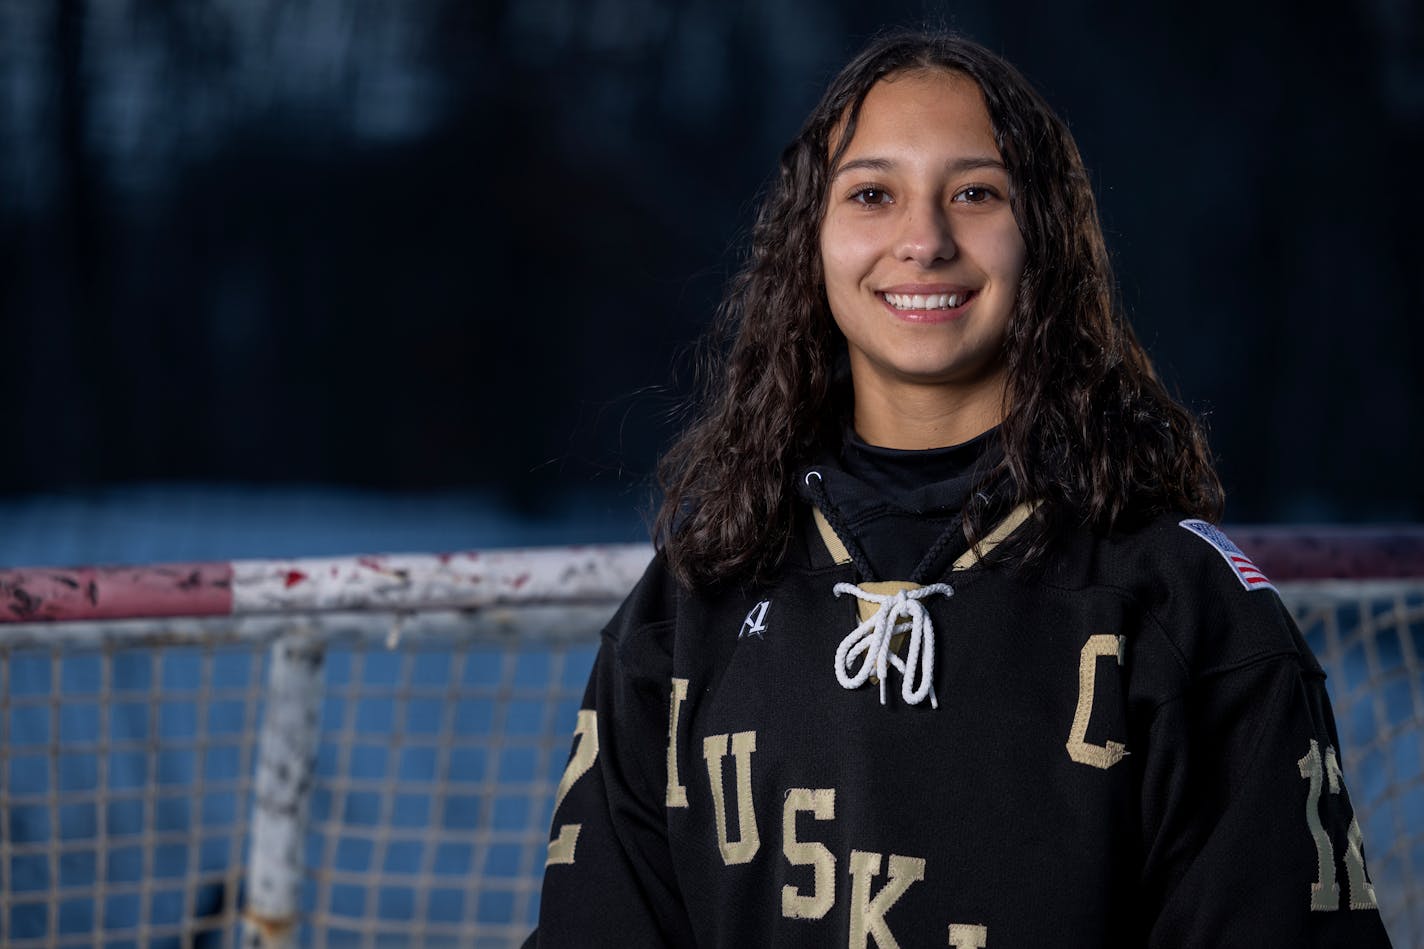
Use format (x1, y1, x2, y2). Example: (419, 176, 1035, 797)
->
(955, 186, 993, 204)
(852, 187, 890, 206)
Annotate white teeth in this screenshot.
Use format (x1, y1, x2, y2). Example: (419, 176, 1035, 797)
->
(884, 292, 966, 310)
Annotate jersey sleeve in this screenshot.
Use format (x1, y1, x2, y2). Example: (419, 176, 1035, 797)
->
(1133, 527, 1394, 947)
(523, 557, 696, 948)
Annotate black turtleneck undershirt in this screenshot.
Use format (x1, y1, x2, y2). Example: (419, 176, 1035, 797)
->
(800, 426, 1003, 581)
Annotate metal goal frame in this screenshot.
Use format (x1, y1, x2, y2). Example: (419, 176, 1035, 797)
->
(0, 531, 1420, 947)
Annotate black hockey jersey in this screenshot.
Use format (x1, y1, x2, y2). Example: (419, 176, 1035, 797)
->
(525, 491, 1394, 946)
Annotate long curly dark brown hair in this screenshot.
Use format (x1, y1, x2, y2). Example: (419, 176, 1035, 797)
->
(655, 30, 1223, 589)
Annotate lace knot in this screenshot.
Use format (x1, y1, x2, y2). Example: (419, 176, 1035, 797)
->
(832, 581, 953, 707)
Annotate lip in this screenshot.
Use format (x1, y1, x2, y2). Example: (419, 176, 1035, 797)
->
(876, 288, 976, 323)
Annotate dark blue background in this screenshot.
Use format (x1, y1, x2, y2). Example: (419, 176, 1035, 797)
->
(2, 0, 1420, 566)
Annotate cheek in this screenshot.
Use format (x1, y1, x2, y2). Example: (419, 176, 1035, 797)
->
(819, 232, 858, 336)
(988, 224, 1028, 286)
(820, 221, 878, 293)
(818, 236, 846, 302)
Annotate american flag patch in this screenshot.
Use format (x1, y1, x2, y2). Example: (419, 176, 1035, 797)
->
(1178, 519, 1277, 593)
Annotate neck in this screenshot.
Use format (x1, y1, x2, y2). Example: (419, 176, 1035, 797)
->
(851, 374, 1005, 450)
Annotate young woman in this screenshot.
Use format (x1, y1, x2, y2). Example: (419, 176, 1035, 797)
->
(526, 31, 1392, 948)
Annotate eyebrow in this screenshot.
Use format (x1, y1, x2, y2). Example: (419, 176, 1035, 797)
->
(830, 155, 1007, 179)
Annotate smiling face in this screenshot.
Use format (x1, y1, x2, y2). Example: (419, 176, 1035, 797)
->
(819, 68, 1027, 446)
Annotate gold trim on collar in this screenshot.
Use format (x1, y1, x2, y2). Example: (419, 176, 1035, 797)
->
(951, 501, 1036, 571)
(810, 501, 1038, 573)
(812, 507, 853, 566)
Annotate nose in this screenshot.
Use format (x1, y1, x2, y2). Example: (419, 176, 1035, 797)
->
(893, 200, 957, 267)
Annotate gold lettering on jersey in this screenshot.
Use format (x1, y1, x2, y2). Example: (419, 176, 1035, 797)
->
(1298, 739, 1341, 909)
(1065, 634, 1127, 769)
(703, 731, 760, 865)
(1299, 741, 1379, 911)
(1324, 746, 1378, 910)
(781, 788, 835, 920)
(546, 709, 599, 866)
(947, 923, 989, 948)
(666, 677, 690, 808)
(848, 850, 925, 949)
(1341, 814, 1380, 911)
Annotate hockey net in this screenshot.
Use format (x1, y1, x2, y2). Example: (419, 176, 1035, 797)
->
(0, 533, 1420, 948)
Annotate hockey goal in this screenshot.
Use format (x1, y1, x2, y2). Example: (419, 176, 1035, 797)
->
(0, 531, 1419, 948)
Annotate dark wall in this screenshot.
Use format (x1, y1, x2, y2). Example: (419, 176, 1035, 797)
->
(2, 0, 1420, 521)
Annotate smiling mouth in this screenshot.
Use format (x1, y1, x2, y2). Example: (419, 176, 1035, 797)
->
(880, 291, 975, 311)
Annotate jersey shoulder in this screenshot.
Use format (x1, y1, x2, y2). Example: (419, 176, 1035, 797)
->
(598, 549, 684, 677)
(1090, 513, 1322, 680)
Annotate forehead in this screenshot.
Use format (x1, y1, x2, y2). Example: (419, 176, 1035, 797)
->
(837, 69, 999, 159)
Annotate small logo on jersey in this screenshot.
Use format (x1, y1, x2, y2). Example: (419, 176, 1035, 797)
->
(739, 600, 770, 639)
(1179, 519, 1277, 593)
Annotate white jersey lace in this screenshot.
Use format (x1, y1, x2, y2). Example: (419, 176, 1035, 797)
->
(832, 582, 954, 707)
